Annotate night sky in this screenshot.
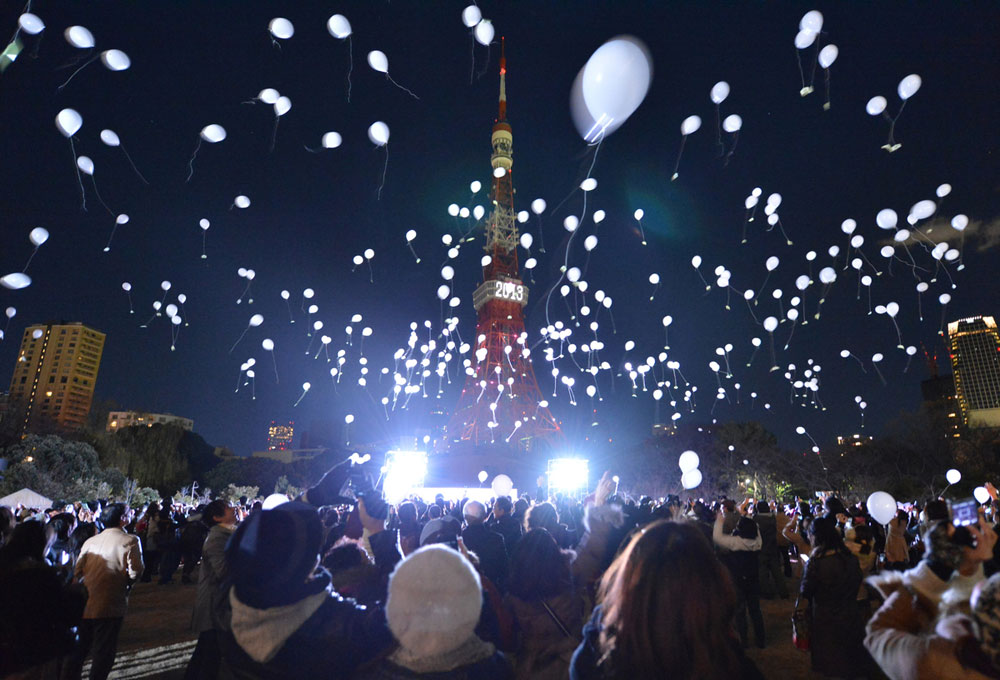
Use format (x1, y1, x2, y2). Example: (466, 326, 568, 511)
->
(0, 1, 997, 459)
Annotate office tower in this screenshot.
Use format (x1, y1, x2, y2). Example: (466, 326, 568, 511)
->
(948, 316, 1000, 428)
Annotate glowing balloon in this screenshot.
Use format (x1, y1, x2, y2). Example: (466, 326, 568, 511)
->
(681, 468, 703, 490)
(818, 267, 836, 284)
(867, 491, 897, 525)
(766, 256, 779, 271)
(876, 209, 898, 230)
(368, 121, 390, 146)
(258, 88, 279, 104)
(18, 14, 45, 35)
(274, 96, 291, 116)
(327, 14, 352, 39)
(794, 29, 817, 50)
(580, 177, 598, 192)
(520, 233, 533, 249)
(249, 314, 264, 327)
(710, 81, 730, 104)
(99, 129, 121, 147)
(531, 198, 546, 214)
(722, 115, 742, 133)
(474, 20, 495, 46)
(763, 317, 778, 332)
(322, 132, 342, 149)
(681, 115, 702, 135)
(29, 228, 49, 246)
(234, 195, 251, 209)
(491, 474, 513, 496)
(897, 74, 922, 100)
(367, 50, 389, 74)
(0, 273, 31, 290)
(584, 235, 598, 251)
(946, 468, 961, 485)
(975, 487, 990, 504)
(100, 49, 131, 71)
(800, 10, 824, 32)
(200, 124, 227, 143)
(951, 215, 969, 231)
(678, 450, 700, 472)
(268, 17, 294, 40)
(462, 5, 483, 27)
(55, 109, 82, 138)
(77, 156, 94, 175)
(579, 36, 653, 137)
(866, 96, 887, 116)
(818, 44, 839, 69)
(64, 26, 95, 49)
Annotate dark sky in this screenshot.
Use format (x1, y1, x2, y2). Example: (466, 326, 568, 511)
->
(0, 1, 997, 458)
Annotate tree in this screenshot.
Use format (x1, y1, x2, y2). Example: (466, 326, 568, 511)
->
(221, 484, 259, 504)
(0, 435, 125, 502)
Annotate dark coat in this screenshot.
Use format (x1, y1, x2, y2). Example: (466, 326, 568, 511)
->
(755, 513, 779, 553)
(361, 653, 512, 680)
(488, 514, 522, 557)
(801, 549, 868, 677)
(462, 524, 508, 589)
(191, 523, 234, 633)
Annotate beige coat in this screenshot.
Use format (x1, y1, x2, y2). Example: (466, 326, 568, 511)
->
(75, 527, 144, 619)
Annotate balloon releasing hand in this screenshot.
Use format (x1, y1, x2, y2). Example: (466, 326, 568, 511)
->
(986, 482, 998, 502)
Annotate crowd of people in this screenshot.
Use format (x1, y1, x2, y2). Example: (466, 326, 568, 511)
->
(3, 463, 1000, 680)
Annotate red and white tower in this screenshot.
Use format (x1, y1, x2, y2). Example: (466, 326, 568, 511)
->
(448, 42, 561, 450)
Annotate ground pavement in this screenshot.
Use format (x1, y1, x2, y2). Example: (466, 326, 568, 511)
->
(90, 578, 828, 679)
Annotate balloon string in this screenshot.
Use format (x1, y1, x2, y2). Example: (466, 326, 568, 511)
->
(386, 74, 420, 100)
(823, 68, 832, 110)
(377, 145, 389, 200)
(69, 137, 86, 211)
(270, 116, 280, 152)
(104, 223, 118, 252)
(807, 41, 820, 89)
(90, 177, 115, 217)
(724, 131, 739, 167)
(186, 139, 201, 183)
(794, 48, 806, 90)
(229, 326, 249, 354)
(22, 246, 39, 273)
(714, 104, 723, 157)
(57, 54, 97, 91)
(120, 145, 149, 185)
(201, 230, 207, 259)
(671, 134, 687, 181)
(346, 37, 353, 103)
(469, 33, 476, 85)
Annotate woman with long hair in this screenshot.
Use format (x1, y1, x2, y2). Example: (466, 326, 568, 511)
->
(570, 520, 762, 680)
(800, 515, 871, 678)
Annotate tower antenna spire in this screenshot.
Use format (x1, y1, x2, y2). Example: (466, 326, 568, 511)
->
(498, 36, 507, 121)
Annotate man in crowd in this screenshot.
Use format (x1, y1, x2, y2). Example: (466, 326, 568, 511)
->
(462, 500, 508, 590)
(62, 503, 144, 680)
(487, 495, 522, 557)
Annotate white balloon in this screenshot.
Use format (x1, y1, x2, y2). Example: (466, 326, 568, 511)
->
(799, 10, 824, 33)
(866, 491, 897, 526)
(262, 338, 274, 351)
(258, 88, 279, 104)
(18, 13, 45, 35)
(367, 50, 389, 74)
(235, 195, 251, 209)
(200, 124, 227, 143)
(662, 315, 672, 327)
(405, 229, 417, 242)
(524, 257, 537, 270)
(584, 235, 598, 251)
(166, 304, 178, 318)
(936, 184, 952, 198)
(946, 468, 961, 485)
(897, 74, 922, 100)
(841, 218, 857, 235)
(580, 177, 598, 192)
(951, 215, 969, 231)
(876, 209, 898, 230)
(886, 302, 899, 317)
(274, 96, 292, 117)
(648, 273, 660, 285)
(491, 474, 514, 496)
(531, 198, 547, 214)
(581, 36, 653, 135)
(327, 14, 352, 39)
(880, 246, 895, 258)
(249, 314, 264, 327)
(5, 307, 15, 318)
(0, 273, 31, 290)
(441, 266, 455, 281)
(268, 17, 294, 40)
(866, 96, 887, 116)
(633, 209, 644, 221)
(681, 115, 702, 135)
(710, 81, 730, 104)
(462, 5, 483, 28)
(520, 233, 533, 249)
(818, 267, 836, 284)
(55, 109, 82, 138)
(116, 214, 129, 225)
(161, 280, 172, 291)
(763, 316, 778, 332)
(691, 255, 702, 269)
(722, 114, 743, 133)
(77, 156, 94, 175)
(29, 227, 49, 246)
(474, 20, 495, 46)
(100, 129, 121, 147)
(794, 29, 817, 50)
(681, 468, 703, 490)
(322, 132, 342, 149)
(766, 256, 779, 271)
(368, 121, 390, 146)
(975, 487, 991, 504)
(818, 44, 839, 69)
(795, 275, 810, 290)
(939, 293, 952, 305)
(593, 210, 606, 224)
(894, 229, 910, 242)
(910, 200, 936, 220)
(100, 49, 131, 71)
(122, 282, 132, 292)
(64, 26, 95, 49)
(678, 450, 700, 472)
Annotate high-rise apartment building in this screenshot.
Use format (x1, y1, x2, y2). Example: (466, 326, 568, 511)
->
(948, 316, 1000, 428)
(8, 322, 105, 433)
(267, 420, 294, 450)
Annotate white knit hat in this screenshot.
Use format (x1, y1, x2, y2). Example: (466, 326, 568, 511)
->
(386, 544, 483, 658)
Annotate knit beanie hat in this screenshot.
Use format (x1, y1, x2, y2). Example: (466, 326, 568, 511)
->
(386, 544, 483, 659)
(974, 573, 1000, 672)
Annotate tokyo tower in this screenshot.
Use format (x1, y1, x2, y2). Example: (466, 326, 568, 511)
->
(448, 41, 561, 450)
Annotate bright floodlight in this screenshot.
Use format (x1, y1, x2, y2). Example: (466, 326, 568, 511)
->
(383, 450, 428, 503)
(547, 458, 589, 495)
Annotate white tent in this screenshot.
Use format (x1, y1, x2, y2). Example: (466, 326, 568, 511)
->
(0, 487, 53, 510)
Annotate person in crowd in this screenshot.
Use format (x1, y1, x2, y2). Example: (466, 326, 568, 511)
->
(714, 511, 766, 648)
(0, 505, 15, 548)
(885, 508, 911, 571)
(570, 519, 763, 680)
(775, 502, 794, 577)
(219, 459, 401, 678)
(62, 503, 144, 680)
(358, 544, 511, 679)
(799, 515, 871, 678)
(462, 500, 508, 590)
(178, 507, 210, 585)
(185, 499, 237, 680)
(754, 499, 788, 599)
(487, 496, 523, 557)
(137, 502, 160, 583)
(506, 473, 620, 680)
(525, 501, 574, 549)
(396, 501, 422, 557)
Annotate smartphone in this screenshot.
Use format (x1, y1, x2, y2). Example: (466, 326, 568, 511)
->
(951, 498, 978, 527)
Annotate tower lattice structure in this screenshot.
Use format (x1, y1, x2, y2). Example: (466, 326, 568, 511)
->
(448, 43, 561, 450)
